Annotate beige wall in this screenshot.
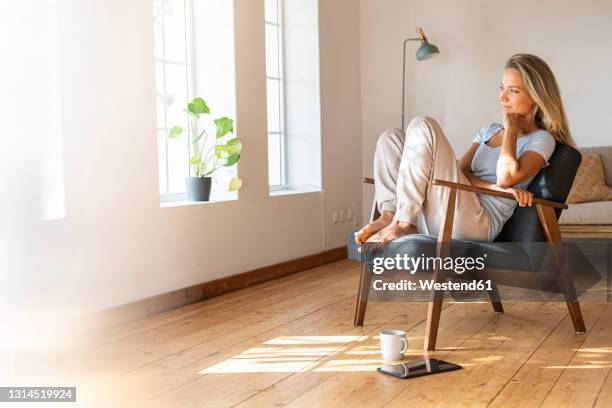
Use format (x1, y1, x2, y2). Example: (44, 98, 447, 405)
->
(12, 0, 362, 314)
(12, 0, 609, 315)
(360, 0, 612, 223)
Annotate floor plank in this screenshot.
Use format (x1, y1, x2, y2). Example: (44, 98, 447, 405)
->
(485, 303, 605, 408)
(383, 301, 563, 408)
(66, 258, 612, 407)
(540, 304, 612, 408)
(283, 301, 509, 408)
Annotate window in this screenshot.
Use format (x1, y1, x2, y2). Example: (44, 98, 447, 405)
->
(154, 0, 237, 203)
(265, 0, 322, 193)
(265, 0, 285, 190)
(154, 0, 193, 198)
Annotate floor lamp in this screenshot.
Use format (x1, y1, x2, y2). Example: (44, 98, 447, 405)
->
(401, 27, 440, 131)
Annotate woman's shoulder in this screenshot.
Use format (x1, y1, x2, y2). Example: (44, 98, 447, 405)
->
(528, 128, 554, 140)
(473, 122, 503, 144)
(522, 128, 555, 148)
(522, 129, 556, 163)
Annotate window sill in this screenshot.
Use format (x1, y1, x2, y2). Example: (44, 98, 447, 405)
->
(160, 197, 237, 208)
(269, 185, 322, 197)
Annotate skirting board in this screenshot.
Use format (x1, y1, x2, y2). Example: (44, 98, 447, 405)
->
(92, 246, 348, 330)
(560, 225, 612, 235)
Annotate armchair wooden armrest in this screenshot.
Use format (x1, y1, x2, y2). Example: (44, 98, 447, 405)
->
(432, 179, 568, 209)
(362, 177, 567, 209)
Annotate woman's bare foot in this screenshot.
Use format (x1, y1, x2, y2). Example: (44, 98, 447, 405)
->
(366, 220, 418, 243)
(354, 211, 395, 244)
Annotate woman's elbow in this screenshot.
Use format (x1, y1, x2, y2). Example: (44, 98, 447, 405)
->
(495, 170, 516, 188)
(496, 163, 520, 188)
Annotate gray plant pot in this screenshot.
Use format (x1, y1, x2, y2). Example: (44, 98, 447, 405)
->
(186, 177, 212, 201)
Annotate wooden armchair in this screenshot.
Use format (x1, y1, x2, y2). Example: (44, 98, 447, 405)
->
(351, 143, 585, 351)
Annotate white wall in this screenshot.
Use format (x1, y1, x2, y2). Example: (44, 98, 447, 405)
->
(5, 0, 362, 314)
(360, 0, 612, 223)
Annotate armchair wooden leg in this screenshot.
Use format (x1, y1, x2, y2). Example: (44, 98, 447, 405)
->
(565, 300, 586, 333)
(488, 284, 504, 313)
(354, 263, 372, 326)
(536, 204, 586, 333)
(425, 187, 457, 351)
(425, 296, 444, 351)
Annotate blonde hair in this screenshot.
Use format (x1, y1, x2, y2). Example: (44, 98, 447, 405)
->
(505, 54, 575, 147)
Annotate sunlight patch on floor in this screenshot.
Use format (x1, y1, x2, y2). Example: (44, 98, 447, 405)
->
(198, 335, 364, 374)
(544, 364, 612, 369)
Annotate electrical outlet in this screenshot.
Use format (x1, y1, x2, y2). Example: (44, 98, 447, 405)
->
(332, 210, 339, 224)
(339, 209, 346, 223)
(346, 206, 354, 221)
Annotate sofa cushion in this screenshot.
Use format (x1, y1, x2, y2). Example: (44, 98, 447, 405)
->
(559, 201, 612, 225)
(579, 146, 612, 185)
(567, 154, 612, 203)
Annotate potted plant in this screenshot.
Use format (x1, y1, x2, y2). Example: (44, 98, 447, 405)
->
(168, 97, 242, 201)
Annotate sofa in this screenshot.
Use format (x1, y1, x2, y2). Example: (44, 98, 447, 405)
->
(559, 146, 612, 225)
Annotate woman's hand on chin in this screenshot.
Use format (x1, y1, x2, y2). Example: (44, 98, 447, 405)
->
(503, 110, 537, 134)
(502, 112, 526, 133)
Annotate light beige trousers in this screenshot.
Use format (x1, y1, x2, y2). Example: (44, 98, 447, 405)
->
(373, 116, 490, 241)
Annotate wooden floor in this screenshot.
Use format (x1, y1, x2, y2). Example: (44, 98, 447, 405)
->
(68, 259, 612, 407)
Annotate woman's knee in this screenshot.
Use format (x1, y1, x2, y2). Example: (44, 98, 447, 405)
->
(377, 127, 405, 149)
(406, 115, 440, 133)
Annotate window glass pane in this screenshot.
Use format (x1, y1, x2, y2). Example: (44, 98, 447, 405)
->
(266, 78, 281, 133)
(153, 1, 164, 59)
(157, 130, 168, 194)
(265, 24, 279, 78)
(268, 132, 281, 186)
(167, 131, 189, 193)
(165, 63, 189, 128)
(163, 0, 188, 63)
(264, 0, 278, 24)
(155, 62, 166, 128)
(153, 0, 192, 196)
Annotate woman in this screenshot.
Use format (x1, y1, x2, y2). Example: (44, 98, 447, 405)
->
(355, 53, 575, 244)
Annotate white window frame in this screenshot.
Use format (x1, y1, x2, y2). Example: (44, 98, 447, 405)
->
(265, 0, 287, 191)
(155, 0, 195, 201)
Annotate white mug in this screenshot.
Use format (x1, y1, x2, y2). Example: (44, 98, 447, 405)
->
(380, 330, 408, 361)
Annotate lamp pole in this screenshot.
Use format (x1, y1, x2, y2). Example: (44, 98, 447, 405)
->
(401, 37, 422, 131)
(401, 27, 439, 131)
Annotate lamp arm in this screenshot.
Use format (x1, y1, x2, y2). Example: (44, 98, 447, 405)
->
(401, 38, 420, 130)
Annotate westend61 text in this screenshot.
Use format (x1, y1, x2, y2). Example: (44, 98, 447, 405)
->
(373, 279, 493, 291)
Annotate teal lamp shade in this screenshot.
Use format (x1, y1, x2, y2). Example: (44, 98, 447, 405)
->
(416, 40, 439, 60)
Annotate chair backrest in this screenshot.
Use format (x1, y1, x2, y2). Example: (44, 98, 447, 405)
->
(494, 143, 582, 243)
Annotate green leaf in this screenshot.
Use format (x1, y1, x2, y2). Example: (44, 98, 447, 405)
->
(214, 117, 233, 138)
(168, 126, 183, 138)
(190, 155, 200, 165)
(218, 153, 240, 167)
(187, 97, 209, 115)
(225, 138, 242, 155)
(228, 176, 242, 191)
(183, 108, 200, 120)
(214, 144, 228, 158)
